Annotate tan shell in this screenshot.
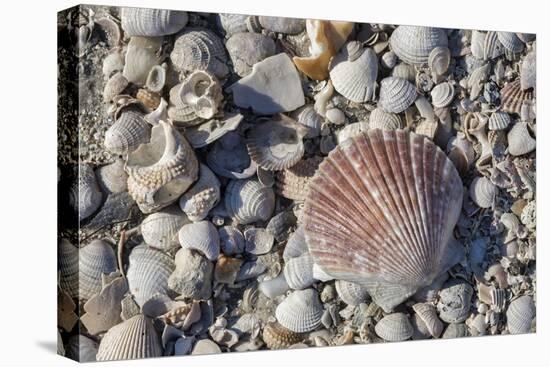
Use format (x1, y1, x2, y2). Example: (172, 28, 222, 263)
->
(263, 322, 303, 350)
(303, 130, 464, 312)
(412, 303, 443, 338)
(97, 314, 163, 361)
(191, 339, 222, 355)
(123, 36, 163, 86)
(79, 240, 117, 301)
(368, 108, 402, 131)
(125, 121, 199, 214)
(58, 239, 79, 298)
(140, 206, 189, 251)
(508, 122, 536, 156)
(374, 313, 413, 341)
(136, 88, 161, 110)
(224, 178, 275, 224)
(378, 77, 417, 113)
(121, 8, 188, 36)
(275, 157, 323, 202)
(506, 295, 535, 334)
(103, 72, 128, 102)
(179, 163, 221, 221)
(178, 221, 220, 261)
(104, 108, 151, 155)
(275, 288, 323, 333)
(469, 176, 496, 208)
(389, 26, 448, 65)
(501, 79, 534, 115)
(430, 82, 455, 108)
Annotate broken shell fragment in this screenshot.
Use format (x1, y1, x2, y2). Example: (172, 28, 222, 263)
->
(179, 164, 221, 221)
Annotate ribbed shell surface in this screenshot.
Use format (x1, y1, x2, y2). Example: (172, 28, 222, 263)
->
(121, 8, 188, 37)
(275, 157, 323, 201)
(496, 32, 525, 53)
(430, 82, 455, 108)
(378, 77, 417, 113)
(224, 179, 275, 224)
(389, 26, 448, 66)
(369, 108, 402, 131)
(58, 239, 79, 298)
(303, 129, 463, 289)
(275, 288, 323, 333)
(506, 295, 535, 334)
(126, 245, 175, 307)
(79, 240, 117, 300)
(283, 226, 309, 261)
(283, 253, 315, 290)
(170, 28, 227, 75)
(263, 322, 303, 350)
(71, 164, 103, 221)
(375, 313, 413, 341)
(488, 111, 512, 131)
(335, 280, 369, 306)
(141, 207, 188, 250)
(104, 109, 151, 155)
(96, 314, 163, 361)
(501, 79, 534, 115)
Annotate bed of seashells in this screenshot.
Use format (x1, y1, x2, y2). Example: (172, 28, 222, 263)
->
(57, 6, 536, 362)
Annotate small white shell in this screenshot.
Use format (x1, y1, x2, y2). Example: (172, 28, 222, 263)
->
(219, 226, 245, 255)
(283, 253, 315, 290)
(123, 36, 163, 85)
(368, 108, 402, 131)
(58, 239, 79, 298)
(292, 105, 323, 138)
(430, 82, 455, 108)
(179, 164, 221, 222)
(428, 46, 451, 79)
(497, 32, 525, 53)
(412, 303, 443, 338)
(79, 240, 117, 300)
(275, 288, 323, 333)
(224, 178, 275, 224)
(141, 206, 189, 251)
(121, 8, 188, 36)
(244, 228, 274, 255)
(374, 313, 413, 342)
(378, 77, 417, 113)
(506, 295, 535, 334)
(70, 164, 103, 221)
(469, 176, 496, 209)
(335, 280, 369, 306)
(508, 122, 536, 156)
(103, 72, 128, 102)
(488, 111, 512, 131)
(389, 26, 448, 65)
(146, 64, 167, 93)
(104, 108, 151, 155)
(178, 221, 220, 261)
(95, 158, 128, 195)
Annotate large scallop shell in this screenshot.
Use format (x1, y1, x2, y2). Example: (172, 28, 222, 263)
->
(284, 253, 315, 290)
(335, 280, 369, 306)
(224, 178, 275, 224)
(70, 164, 103, 221)
(104, 108, 151, 155)
(389, 26, 448, 66)
(126, 245, 175, 307)
(275, 157, 323, 202)
(329, 42, 378, 103)
(226, 32, 277, 77)
(497, 32, 525, 54)
(123, 36, 163, 86)
(521, 51, 536, 91)
(275, 288, 323, 333)
(430, 82, 455, 108)
(179, 163, 221, 221)
(508, 122, 536, 156)
(506, 295, 535, 334)
(121, 8, 188, 37)
(125, 121, 199, 214)
(96, 314, 163, 361)
(368, 108, 402, 131)
(140, 206, 189, 251)
(79, 240, 117, 300)
(58, 239, 79, 298)
(501, 79, 534, 115)
(246, 115, 308, 171)
(303, 129, 464, 312)
(263, 322, 303, 350)
(378, 77, 417, 113)
(374, 313, 413, 341)
(178, 221, 220, 261)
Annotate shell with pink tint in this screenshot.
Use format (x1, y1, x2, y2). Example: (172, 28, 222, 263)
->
(303, 129, 464, 312)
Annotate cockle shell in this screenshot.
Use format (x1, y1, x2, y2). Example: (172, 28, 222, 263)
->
(103, 72, 128, 103)
(284, 253, 315, 290)
(244, 228, 274, 255)
(275, 288, 323, 333)
(168, 248, 213, 300)
(488, 111, 511, 131)
(506, 295, 535, 334)
(521, 51, 536, 91)
(428, 46, 451, 80)
(179, 164, 221, 221)
(178, 221, 220, 261)
(375, 313, 413, 342)
(79, 240, 117, 300)
(217, 13, 248, 36)
(391, 62, 416, 82)
(121, 8, 188, 36)
(127, 245, 175, 307)
(219, 226, 245, 255)
(389, 26, 448, 66)
(303, 129, 464, 312)
(58, 239, 79, 298)
(177, 70, 222, 120)
(259, 16, 305, 34)
(96, 314, 163, 361)
(430, 82, 455, 108)
(96, 158, 128, 195)
(146, 64, 167, 93)
(501, 79, 534, 115)
(226, 32, 277, 77)
(275, 157, 323, 202)
(292, 105, 323, 138)
(497, 32, 525, 53)
(141, 206, 189, 251)
(104, 108, 151, 155)
(381, 50, 397, 69)
(125, 121, 199, 214)
(263, 322, 303, 350)
(368, 108, 402, 131)
(469, 176, 496, 208)
(123, 36, 163, 86)
(437, 279, 473, 323)
(335, 280, 369, 306)
(206, 132, 256, 179)
(378, 77, 417, 113)
(508, 122, 536, 156)
(246, 115, 308, 171)
(224, 178, 275, 224)
(170, 28, 228, 78)
(329, 42, 378, 103)
(412, 303, 443, 338)
(483, 31, 505, 60)
(70, 164, 103, 221)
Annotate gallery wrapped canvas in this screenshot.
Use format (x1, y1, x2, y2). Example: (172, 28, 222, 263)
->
(57, 4, 536, 362)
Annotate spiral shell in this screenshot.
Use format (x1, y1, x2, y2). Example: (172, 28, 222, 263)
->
(430, 82, 455, 108)
(375, 313, 413, 341)
(368, 108, 402, 131)
(219, 226, 245, 255)
(178, 221, 220, 261)
(469, 176, 496, 208)
(224, 178, 275, 224)
(506, 295, 535, 334)
(121, 8, 188, 36)
(521, 51, 536, 91)
(508, 121, 536, 156)
(70, 164, 103, 221)
(103, 72, 128, 103)
(378, 77, 417, 113)
(123, 36, 163, 85)
(329, 42, 378, 103)
(97, 314, 163, 361)
(303, 129, 464, 312)
(226, 32, 277, 77)
(263, 322, 303, 350)
(275, 288, 323, 333)
(284, 253, 315, 290)
(127, 247, 173, 309)
(501, 79, 534, 115)
(275, 157, 323, 202)
(497, 32, 525, 53)
(104, 108, 151, 155)
(335, 280, 369, 306)
(389, 26, 448, 66)
(178, 164, 220, 221)
(412, 303, 443, 338)
(140, 206, 189, 251)
(488, 111, 511, 131)
(79, 240, 117, 300)
(58, 239, 79, 298)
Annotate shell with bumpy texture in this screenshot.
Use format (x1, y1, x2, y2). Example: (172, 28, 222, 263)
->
(275, 157, 323, 202)
(226, 32, 277, 77)
(141, 206, 189, 251)
(501, 80, 534, 116)
(246, 115, 308, 171)
(430, 82, 455, 108)
(497, 32, 525, 53)
(303, 129, 464, 312)
(378, 77, 417, 113)
(369, 108, 402, 131)
(103, 72, 128, 103)
(219, 226, 245, 255)
(375, 313, 413, 341)
(521, 51, 536, 91)
(389, 26, 448, 66)
(70, 164, 103, 221)
(284, 253, 315, 290)
(178, 221, 220, 261)
(170, 28, 228, 78)
(104, 108, 151, 155)
(506, 295, 535, 334)
(469, 176, 496, 208)
(58, 239, 79, 298)
(412, 303, 443, 338)
(123, 36, 163, 85)
(275, 288, 323, 333)
(224, 178, 275, 224)
(329, 42, 378, 103)
(292, 105, 323, 138)
(488, 111, 511, 131)
(263, 322, 303, 350)
(79, 240, 117, 300)
(179, 164, 220, 221)
(437, 279, 473, 323)
(126, 245, 175, 307)
(335, 280, 369, 306)
(125, 121, 199, 214)
(206, 132, 257, 179)
(121, 8, 188, 36)
(508, 122, 536, 156)
(96, 314, 163, 361)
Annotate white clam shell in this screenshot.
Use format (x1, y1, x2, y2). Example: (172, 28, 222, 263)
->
(469, 176, 496, 209)
(224, 178, 275, 224)
(389, 26, 448, 65)
(329, 42, 378, 103)
(127, 245, 175, 307)
(506, 295, 535, 334)
(244, 228, 274, 255)
(508, 122, 536, 156)
(219, 226, 245, 255)
(178, 221, 220, 261)
(488, 111, 512, 131)
(275, 288, 323, 333)
(123, 36, 163, 85)
(70, 164, 103, 221)
(374, 313, 413, 341)
(284, 253, 315, 290)
(168, 248, 213, 300)
(58, 239, 79, 298)
(291, 105, 323, 138)
(79, 240, 117, 300)
(104, 108, 151, 155)
(97, 314, 163, 361)
(497, 32, 525, 53)
(378, 77, 417, 113)
(146, 64, 167, 93)
(103, 72, 128, 103)
(335, 280, 369, 306)
(95, 158, 128, 195)
(368, 108, 402, 130)
(121, 8, 188, 36)
(179, 164, 221, 221)
(391, 62, 416, 82)
(141, 206, 189, 251)
(412, 303, 444, 338)
(430, 82, 455, 108)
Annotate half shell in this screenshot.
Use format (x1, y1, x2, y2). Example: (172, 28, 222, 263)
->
(488, 111, 511, 131)
(121, 8, 188, 36)
(275, 288, 323, 333)
(497, 32, 525, 53)
(335, 280, 369, 306)
(374, 313, 413, 341)
(224, 178, 275, 224)
(206, 132, 256, 179)
(178, 221, 220, 261)
(141, 206, 189, 251)
(506, 295, 535, 334)
(79, 240, 117, 300)
(389, 26, 448, 66)
(412, 302, 443, 338)
(263, 322, 303, 350)
(219, 226, 245, 255)
(378, 77, 417, 113)
(501, 79, 534, 115)
(508, 122, 536, 156)
(284, 253, 315, 290)
(469, 176, 496, 208)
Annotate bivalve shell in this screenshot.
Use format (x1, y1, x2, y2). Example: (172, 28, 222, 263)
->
(374, 313, 413, 342)
(224, 178, 275, 224)
(292, 105, 323, 138)
(70, 164, 103, 221)
(488, 111, 512, 131)
(206, 132, 257, 179)
(275, 157, 323, 202)
(96, 159, 128, 195)
(146, 64, 167, 93)
(469, 176, 496, 209)
(284, 253, 315, 290)
(275, 288, 323, 333)
(335, 280, 369, 306)
(412, 303, 443, 338)
(141, 206, 189, 251)
(79, 240, 117, 300)
(219, 226, 245, 255)
(521, 51, 536, 91)
(378, 77, 417, 113)
(497, 32, 525, 53)
(263, 322, 303, 350)
(58, 239, 79, 298)
(389, 26, 448, 65)
(368, 108, 402, 131)
(103, 72, 129, 102)
(501, 79, 534, 115)
(506, 295, 535, 334)
(283, 226, 309, 261)
(428, 46, 451, 79)
(430, 82, 455, 108)
(244, 228, 275, 255)
(178, 221, 220, 261)
(508, 122, 535, 156)
(121, 8, 188, 36)
(123, 36, 163, 85)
